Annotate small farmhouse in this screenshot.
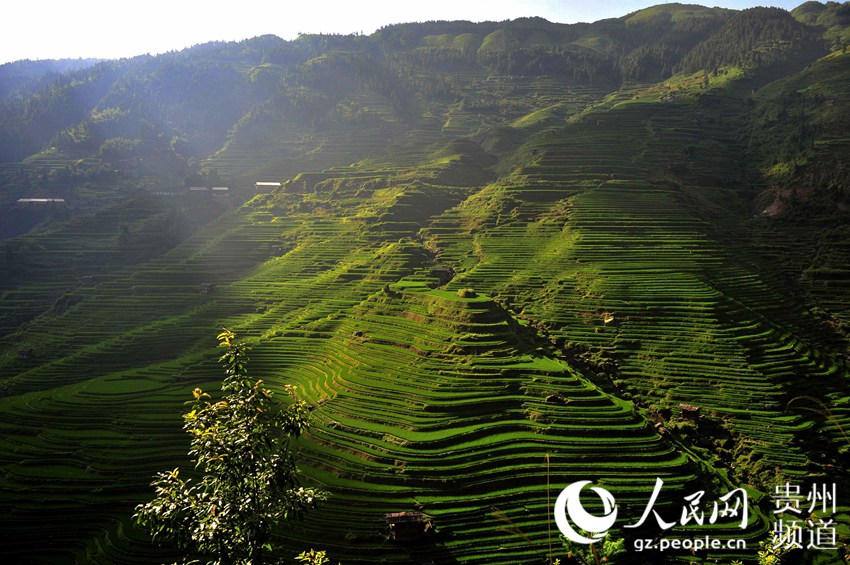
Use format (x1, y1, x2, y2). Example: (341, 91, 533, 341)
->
(679, 403, 701, 422)
(17, 348, 34, 359)
(17, 198, 67, 206)
(385, 511, 431, 541)
(255, 181, 282, 193)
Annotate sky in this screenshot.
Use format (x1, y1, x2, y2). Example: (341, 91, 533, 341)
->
(2, 0, 809, 65)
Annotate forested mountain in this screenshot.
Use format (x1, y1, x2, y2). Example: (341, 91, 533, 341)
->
(1, 3, 850, 563)
(0, 58, 102, 102)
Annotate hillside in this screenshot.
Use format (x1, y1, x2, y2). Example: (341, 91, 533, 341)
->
(1, 3, 850, 563)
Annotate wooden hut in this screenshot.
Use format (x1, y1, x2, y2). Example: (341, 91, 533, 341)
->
(16, 348, 34, 359)
(679, 403, 701, 422)
(385, 511, 431, 541)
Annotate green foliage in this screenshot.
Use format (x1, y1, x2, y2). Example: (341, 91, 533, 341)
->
(98, 136, 141, 158)
(560, 533, 625, 564)
(746, 49, 850, 205)
(3, 4, 850, 563)
(792, 1, 850, 45)
(756, 532, 793, 565)
(677, 7, 825, 73)
(133, 328, 327, 565)
(295, 549, 332, 565)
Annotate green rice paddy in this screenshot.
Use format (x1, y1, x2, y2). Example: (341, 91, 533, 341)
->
(1, 47, 848, 565)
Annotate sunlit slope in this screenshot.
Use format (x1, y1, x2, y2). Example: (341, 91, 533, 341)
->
(423, 83, 849, 490)
(264, 286, 700, 563)
(1, 14, 849, 563)
(0, 176, 452, 562)
(0, 162, 767, 563)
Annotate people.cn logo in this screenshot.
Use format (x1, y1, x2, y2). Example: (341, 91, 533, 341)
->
(554, 481, 618, 544)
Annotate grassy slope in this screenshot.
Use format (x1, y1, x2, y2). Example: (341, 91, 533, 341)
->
(1, 10, 849, 565)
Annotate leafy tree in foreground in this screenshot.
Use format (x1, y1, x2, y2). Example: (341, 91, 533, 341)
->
(560, 533, 625, 564)
(134, 329, 327, 565)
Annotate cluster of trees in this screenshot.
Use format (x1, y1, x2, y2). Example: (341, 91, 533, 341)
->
(0, 4, 841, 180)
(0, 63, 120, 161)
(0, 58, 102, 102)
(678, 7, 825, 74)
(0, 38, 316, 165)
(373, 7, 830, 85)
(479, 47, 615, 84)
(615, 10, 726, 81)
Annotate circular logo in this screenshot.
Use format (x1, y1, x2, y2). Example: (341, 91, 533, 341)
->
(554, 481, 618, 544)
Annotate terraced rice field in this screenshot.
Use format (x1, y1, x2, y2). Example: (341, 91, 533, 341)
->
(426, 96, 849, 485)
(0, 72, 847, 564)
(264, 285, 773, 563)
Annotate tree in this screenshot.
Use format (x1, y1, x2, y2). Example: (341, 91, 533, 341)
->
(560, 533, 625, 564)
(134, 329, 327, 565)
(295, 549, 332, 565)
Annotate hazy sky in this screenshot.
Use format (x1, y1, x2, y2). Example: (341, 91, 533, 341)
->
(2, 0, 808, 65)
